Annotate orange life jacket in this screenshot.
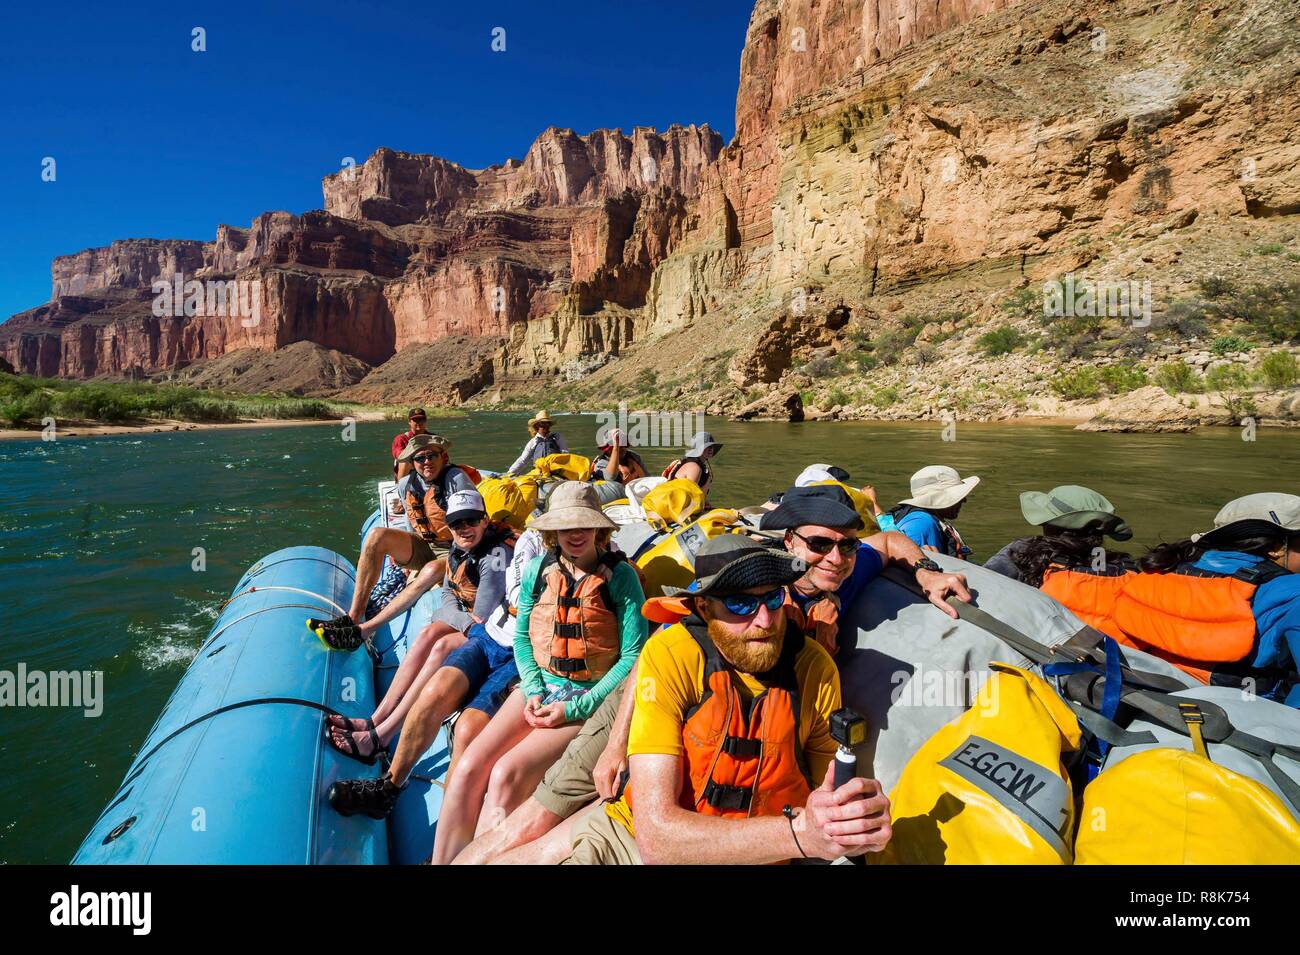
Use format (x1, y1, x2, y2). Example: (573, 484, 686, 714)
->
(783, 588, 841, 657)
(629, 617, 814, 822)
(1043, 561, 1289, 687)
(528, 550, 627, 682)
(403, 466, 468, 544)
(445, 523, 518, 611)
(1040, 563, 1134, 642)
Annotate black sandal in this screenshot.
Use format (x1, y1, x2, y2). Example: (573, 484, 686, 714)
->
(328, 775, 405, 819)
(307, 615, 365, 652)
(325, 724, 384, 766)
(325, 714, 375, 733)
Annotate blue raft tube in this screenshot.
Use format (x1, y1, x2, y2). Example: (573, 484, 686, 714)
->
(74, 509, 452, 864)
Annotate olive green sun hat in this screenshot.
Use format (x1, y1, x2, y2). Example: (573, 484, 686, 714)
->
(1019, 485, 1133, 540)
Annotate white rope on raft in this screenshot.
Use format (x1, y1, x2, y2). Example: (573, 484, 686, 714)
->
(220, 585, 349, 618)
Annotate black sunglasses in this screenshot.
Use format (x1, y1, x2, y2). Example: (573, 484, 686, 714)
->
(412, 453, 441, 465)
(449, 516, 484, 531)
(790, 530, 858, 558)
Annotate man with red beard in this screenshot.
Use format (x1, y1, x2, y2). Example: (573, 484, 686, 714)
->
(557, 536, 891, 864)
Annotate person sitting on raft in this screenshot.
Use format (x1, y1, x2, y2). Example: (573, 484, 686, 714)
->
(506, 410, 569, 477)
(761, 464, 888, 526)
(878, 465, 978, 558)
(556, 536, 892, 864)
(391, 407, 428, 479)
(593, 427, 647, 484)
(1083, 493, 1300, 705)
(324, 489, 516, 764)
(310, 433, 475, 650)
(760, 484, 973, 657)
(984, 485, 1136, 586)
(663, 431, 721, 498)
(428, 481, 647, 863)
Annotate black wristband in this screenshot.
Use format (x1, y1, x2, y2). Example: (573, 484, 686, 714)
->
(913, 556, 942, 574)
(783, 804, 808, 859)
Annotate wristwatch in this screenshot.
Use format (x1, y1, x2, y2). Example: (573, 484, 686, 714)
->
(913, 557, 942, 574)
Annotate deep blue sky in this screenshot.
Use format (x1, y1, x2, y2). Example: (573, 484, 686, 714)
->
(0, 1, 753, 318)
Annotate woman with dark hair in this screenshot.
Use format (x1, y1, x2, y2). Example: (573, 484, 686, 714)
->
(1119, 494, 1299, 704)
(986, 485, 1136, 587)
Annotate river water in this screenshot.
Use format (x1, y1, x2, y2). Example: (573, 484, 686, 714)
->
(0, 413, 1294, 862)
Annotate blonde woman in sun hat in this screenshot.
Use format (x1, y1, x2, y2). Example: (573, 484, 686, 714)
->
(429, 482, 647, 863)
(879, 465, 980, 558)
(507, 410, 570, 476)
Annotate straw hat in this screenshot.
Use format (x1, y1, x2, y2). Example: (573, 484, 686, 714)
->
(528, 410, 554, 432)
(528, 481, 617, 531)
(898, 465, 980, 510)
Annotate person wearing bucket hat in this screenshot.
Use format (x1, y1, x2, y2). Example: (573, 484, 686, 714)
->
(1122, 492, 1300, 705)
(392, 407, 429, 478)
(507, 410, 569, 476)
(880, 465, 979, 558)
(309, 433, 476, 653)
(328, 491, 523, 816)
(428, 481, 647, 863)
(758, 485, 973, 656)
(553, 534, 891, 865)
(663, 431, 723, 497)
(985, 485, 1136, 586)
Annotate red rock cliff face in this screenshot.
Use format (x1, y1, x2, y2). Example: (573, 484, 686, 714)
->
(1, 123, 721, 381)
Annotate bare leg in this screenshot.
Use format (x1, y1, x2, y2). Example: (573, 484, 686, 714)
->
(372, 630, 467, 743)
(430, 690, 532, 865)
(491, 801, 599, 866)
(349, 527, 422, 622)
(372, 621, 457, 723)
(445, 708, 490, 786)
(387, 666, 471, 786)
(453, 796, 566, 866)
(358, 562, 441, 635)
(474, 722, 582, 841)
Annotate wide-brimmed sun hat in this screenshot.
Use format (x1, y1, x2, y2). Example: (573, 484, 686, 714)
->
(898, 465, 980, 510)
(528, 410, 554, 429)
(528, 481, 617, 532)
(760, 484, 864, 532)
(663, 536, 805, 599)
(1192, 492, 1300, 545)
(684, 431, 723, 457)
(396, 432, 452, 463)
(1020, 485, 1132, 540)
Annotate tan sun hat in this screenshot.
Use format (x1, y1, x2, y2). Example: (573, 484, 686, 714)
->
(396, 432, 452, 463)
(528, 410, 554, 430)
(529, 481, 617, 531)
(898, 465, 980, 510)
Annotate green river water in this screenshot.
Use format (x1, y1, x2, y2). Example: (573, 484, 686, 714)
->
(0, 413, 1294, 862)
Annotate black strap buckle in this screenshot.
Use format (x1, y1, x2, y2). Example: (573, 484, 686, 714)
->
(703, 780, 753, 811)
(720, 736, 762, 760)
(554, 622, 582, 639)
(550, 656, 585, 674)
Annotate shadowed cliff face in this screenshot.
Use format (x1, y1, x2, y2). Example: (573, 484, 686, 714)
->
(4, 0, 1295, 404)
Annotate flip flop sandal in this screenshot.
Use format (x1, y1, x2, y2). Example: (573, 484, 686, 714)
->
(325, 714, 375, 733)
(324, 724, 384, 766)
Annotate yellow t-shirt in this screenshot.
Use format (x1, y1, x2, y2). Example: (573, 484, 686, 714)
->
(606, 621, 842, 833)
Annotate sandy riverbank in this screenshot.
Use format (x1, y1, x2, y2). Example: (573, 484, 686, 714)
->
(0, 411, 390, 442)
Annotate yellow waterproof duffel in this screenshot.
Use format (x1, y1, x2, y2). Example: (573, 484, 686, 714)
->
(635, 507, 743, 598)
(873, 663, 1082, 865)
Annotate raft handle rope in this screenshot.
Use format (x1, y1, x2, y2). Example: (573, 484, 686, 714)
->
(199, 603, 347, 655)
(221, 585, 349, 618)
(241, 556, 356, 584)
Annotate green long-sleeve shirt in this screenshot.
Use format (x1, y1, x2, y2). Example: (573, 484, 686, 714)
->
(514, 553, 647, 721)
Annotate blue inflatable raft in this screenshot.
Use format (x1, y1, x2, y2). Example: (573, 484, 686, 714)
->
(74, 511, 452, 864)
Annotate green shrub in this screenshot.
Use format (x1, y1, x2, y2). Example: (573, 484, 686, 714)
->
(1197, 275, 1237, 300)
(825, 387, 851, 407)
(0, 390, 54, 425)
(1228, 281, 1300, 343)
(868, 386, 901, 409)
(977, 325, 1025, 356)
(1154, 361, 1202, 394)
(1256, 350, 1299, 389)
(1204, 363, 1251, 392)
(1100, 363, 1148, 394)
(1255, 243, 1285, 256)
(1210, 335, 1252, 356)
(1150, 300, 1210, 339)
(1000, 286, 1041, 322)
(1050, 367, 1103, 400)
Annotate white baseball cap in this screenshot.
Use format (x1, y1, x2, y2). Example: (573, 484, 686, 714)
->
(445, 489, 487, 525)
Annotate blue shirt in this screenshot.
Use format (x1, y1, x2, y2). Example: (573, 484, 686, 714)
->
(790, 542, 884, 649)
(1194, 550, 1300, 707)
(895, 509, 947, 552)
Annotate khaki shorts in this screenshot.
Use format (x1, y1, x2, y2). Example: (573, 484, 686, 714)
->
(533, 680, 627, 818)
(561, 808, 642, 866)
(399, 533, 449, 571)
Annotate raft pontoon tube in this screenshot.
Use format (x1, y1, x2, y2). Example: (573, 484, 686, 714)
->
(74, 533, 452, 865)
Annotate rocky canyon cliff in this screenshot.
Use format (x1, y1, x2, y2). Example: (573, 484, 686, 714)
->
(4, 0, 1297, 421)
